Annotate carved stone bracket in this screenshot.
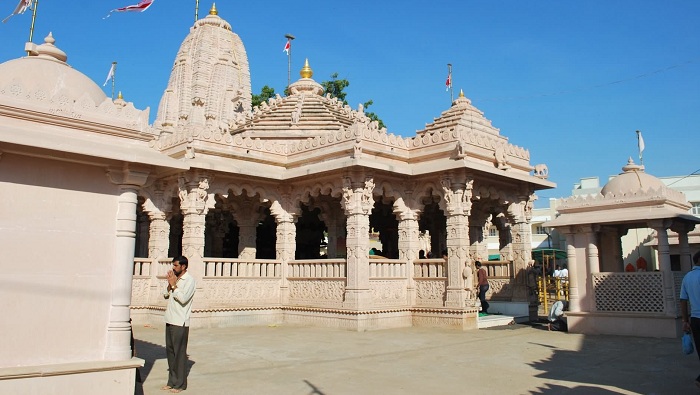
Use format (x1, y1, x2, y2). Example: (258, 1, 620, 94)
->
(178, 174, 210, 215)
(440, 174, 473, 216)
(341, 175, 375, 216)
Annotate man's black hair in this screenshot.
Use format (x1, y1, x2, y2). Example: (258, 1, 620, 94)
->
(173, 256, 189, 268)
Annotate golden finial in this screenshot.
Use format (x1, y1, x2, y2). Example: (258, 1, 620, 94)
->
(459, 89, 465, 98)
(300, 58, 313, 79)
(209, 3, 218, 15)
(117, 91, 123, 100)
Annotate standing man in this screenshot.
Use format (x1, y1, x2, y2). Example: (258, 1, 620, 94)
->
(475, 261, 489, 315)
(162, 256, 196, 393)
(680, 251, 700, 389)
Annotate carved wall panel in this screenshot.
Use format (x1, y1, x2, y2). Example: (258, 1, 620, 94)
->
(131, 278, 151, 305)
(487, 278, 513, 300)
(199, 279, 281, 306)
(415, 279, 447, 306)
(288, 279, 345, 307)
(370, 279, 409, 306)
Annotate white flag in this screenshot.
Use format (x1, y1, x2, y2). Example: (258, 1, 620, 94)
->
(637, 130, 645, 153)
(102, 63, 116, 87)
(3, 0, 33, 24)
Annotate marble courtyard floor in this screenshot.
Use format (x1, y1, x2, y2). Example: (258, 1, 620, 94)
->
(133, 321, 696, 395)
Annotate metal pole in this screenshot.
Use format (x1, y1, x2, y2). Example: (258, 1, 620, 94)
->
(636, 130, 644, 166)
(195, 0, 200, 22)
(28, 0, 39, 43)
(111, 62, 117, 100)
(447, 63, 454, 103)
(285, 34, 295, 91)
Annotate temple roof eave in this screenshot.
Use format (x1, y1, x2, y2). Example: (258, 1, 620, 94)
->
(410, 157, 555, 189)
(0, 118, 188, 171)
(545, 210, 700, 228)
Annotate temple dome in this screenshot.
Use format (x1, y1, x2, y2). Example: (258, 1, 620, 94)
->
(600, 158, 667, 196)
(154, 7, 251, 134)
(0, 33, 106, 106)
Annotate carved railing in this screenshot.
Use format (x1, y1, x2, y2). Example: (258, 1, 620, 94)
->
(482, 260, 513, 279)
(592, 272, 664, 313)
(133, 258, 152, 276)
(413, 259, 447, 307)
(413, 259, 446, 278)
(287, 259, 346, 278)
(203, 258, 281, 278)
(369, 258, 407, 278)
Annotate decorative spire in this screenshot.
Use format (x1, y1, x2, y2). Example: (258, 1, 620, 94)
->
(209, 3, 218, 15)
(459, 89, 465, 98)
(114, 91, 127, 108)
(300, 58, 313, 79)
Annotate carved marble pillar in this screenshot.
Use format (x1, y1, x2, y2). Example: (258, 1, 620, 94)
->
(179, 175, 210, 281)
(651, 220, 676, 316)
(271, 189, 298, 304)
(147, 212, 170, 259)
(583, 225, 600, 312)
(584, 225, 600, 274)
(441, 175, 472, 308)
(105, 166, 149, 361)
(563, 228, 581, 313)
(651, 220, 672, 272)
(144, 184, 172, 260)
(341, 175, 374, 309)
(508, 193, 535, 302)
(394, 197, 420, 306)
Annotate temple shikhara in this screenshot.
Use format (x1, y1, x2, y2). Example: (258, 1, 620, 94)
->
(2, 6, 575, 395)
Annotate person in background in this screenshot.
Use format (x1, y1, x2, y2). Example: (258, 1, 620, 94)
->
(559, 265, 569, 279)
(680, 251, 700, 389)
(553, 265, 562, 278)
(548, 300, 568, 332)
(475, 261, 489, 315)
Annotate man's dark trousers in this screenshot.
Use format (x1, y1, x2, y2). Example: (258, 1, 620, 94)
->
(166, 323, 190, 390)
(479, 284, 490, 313)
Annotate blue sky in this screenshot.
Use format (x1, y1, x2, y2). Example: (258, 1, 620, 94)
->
(1, 1, 698, 206)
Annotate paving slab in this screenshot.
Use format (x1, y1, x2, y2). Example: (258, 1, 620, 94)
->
(133, 321, 699, 395)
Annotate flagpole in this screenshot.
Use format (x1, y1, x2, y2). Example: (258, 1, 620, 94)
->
(28, 0, 39, 43)
(636, 130, 644, 166)
(195, 0, 200, 22)
(111, 62, 117, 100)
(285, 33, 295, 90)
(447, 63, 453, 103)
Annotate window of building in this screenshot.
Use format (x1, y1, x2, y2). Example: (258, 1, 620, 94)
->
(534, 226, 548, 235)
(489, 227, 498, 237)
(691, 202, 700, 216)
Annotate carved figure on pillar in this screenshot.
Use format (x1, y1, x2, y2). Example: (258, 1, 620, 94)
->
(179, 175, 210, 264)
